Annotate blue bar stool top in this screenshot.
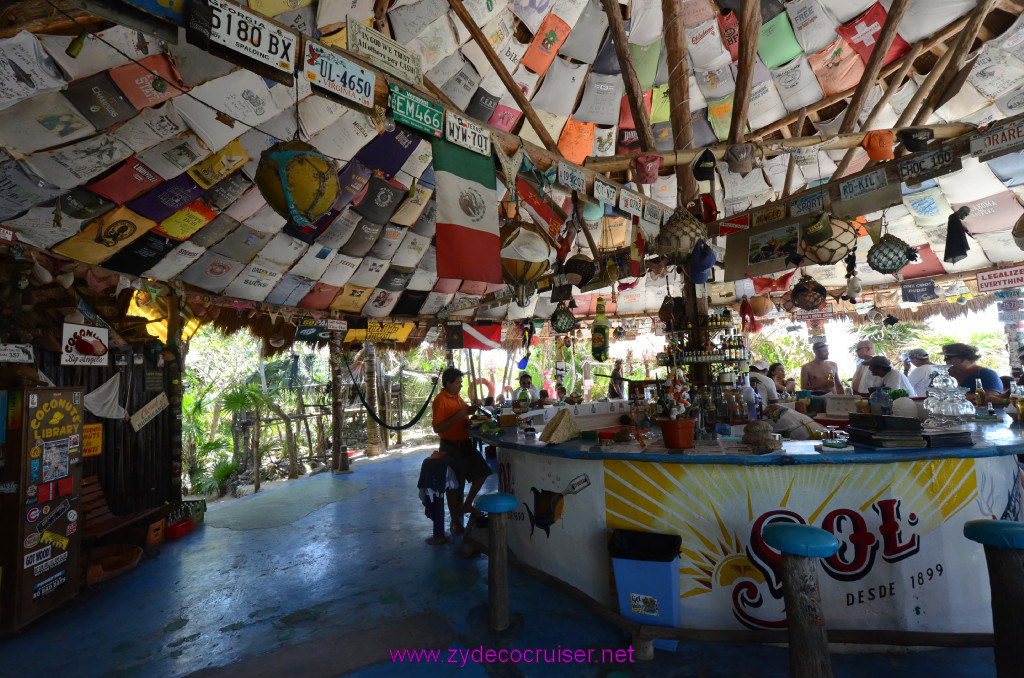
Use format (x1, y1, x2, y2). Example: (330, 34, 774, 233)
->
(476, 492, 519, 515)
(964, 520, 1024, 550)
(763, 523, 840, 558)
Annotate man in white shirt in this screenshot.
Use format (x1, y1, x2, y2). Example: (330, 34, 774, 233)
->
(511, 372, 540, 406)
(749, 361, 780, 405)
(851, 340, 878, 395)
(866, 355, 917, 396)
(906, 348, 937, 396)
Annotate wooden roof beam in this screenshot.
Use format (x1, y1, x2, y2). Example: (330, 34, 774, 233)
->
(830, 40, 922, 181)
(661, 0, 698, 202)
(728, 0, 761, 144)
(0, 0, 106, 38)
(914, 0, 1001, 124)
(448, 0, 559, 152)
(600, 0, 656, 152)
(372, 0, 391, 36)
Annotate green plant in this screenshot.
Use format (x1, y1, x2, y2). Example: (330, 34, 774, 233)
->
(191, 457, 239, 496)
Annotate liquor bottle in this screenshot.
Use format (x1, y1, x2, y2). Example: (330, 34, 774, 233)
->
(975, 379, 986, 404)
(591, 297, 611, 362)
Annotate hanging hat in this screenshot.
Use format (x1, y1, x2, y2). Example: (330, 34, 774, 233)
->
(725, 143, 756, 175)
(692, 148, 717, 181)
(632, 153, 664, 184)
(944, 207, 971, 263)
(897, 128, 934, 153)
(862, 130, 895, 161)
(689, 240, 717, 284)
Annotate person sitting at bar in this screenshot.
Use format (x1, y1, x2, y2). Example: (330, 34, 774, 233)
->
(801, 342, 842, 395)
(906, 348, 937, 396)
(865, 355, 917, 396)
(851, 340, 877, 395)
(943, 342, 1004, 405)
(749, 361, 780, 405)
(608, 359, 625, 399)
(784, 378, 797, 394)
(511, 371, 540, 406)
(769, 362, 786, 391)
(555, 383, 568, 402)
(431, 367, 491, 533)
(536, 389, 557, 406)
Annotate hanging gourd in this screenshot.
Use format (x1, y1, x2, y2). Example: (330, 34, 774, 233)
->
(800, 214, 858, 265)
(563, 254, 597, 287)
(790, 275, 827, 311)
(501, 223, 554, 307)
(255, 139, 340, 227)
(748, 294, 774, 317)
(656, 206, 707, 267)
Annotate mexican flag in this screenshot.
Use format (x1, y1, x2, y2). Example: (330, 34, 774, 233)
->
(432, 139, 502, 283)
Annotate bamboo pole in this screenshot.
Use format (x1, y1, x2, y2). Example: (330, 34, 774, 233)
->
(600, 0, 656, 152)
(661, 0, 698, 202)
(782, 108, 807, 198)
(830, 42, 922, 181)
(447, 0, 559, 152)
(728, 0, 761, 145)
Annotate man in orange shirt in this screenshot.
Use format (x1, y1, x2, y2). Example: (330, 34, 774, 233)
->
(432, 367, 491, 533)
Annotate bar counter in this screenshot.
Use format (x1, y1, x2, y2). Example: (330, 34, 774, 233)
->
(471, 420, 1024, 635)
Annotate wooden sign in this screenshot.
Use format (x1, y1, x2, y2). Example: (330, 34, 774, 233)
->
(898, 147, 959, 184)
(978, 264, 1024, 293)
(130, 392, 169, 432)
(348, 15, 423, 85)
(343, 322, 414, 343)
(839, 168, 886, 202)
(970, 117, 1024, 160)
(60, 324, 109, 367)
(0, 344, 33, 363)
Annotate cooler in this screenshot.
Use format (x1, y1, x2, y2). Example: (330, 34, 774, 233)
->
(608, 529, 683, 651)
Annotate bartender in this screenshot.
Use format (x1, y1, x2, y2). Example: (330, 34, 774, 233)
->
(749, 361, 780, 405)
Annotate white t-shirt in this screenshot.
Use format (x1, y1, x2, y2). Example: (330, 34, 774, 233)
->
(908, 364, 938, 396)
(875, 369, 918, 397)
(512, 384, 540, 403)
(750, 372, 780, 403)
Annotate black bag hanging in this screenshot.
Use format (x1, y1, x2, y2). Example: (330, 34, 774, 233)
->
(944, 207, 971, 264)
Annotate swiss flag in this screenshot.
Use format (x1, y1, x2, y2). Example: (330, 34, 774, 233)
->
(462, 324, 502, 350)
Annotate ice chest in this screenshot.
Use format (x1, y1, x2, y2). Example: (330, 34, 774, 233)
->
(608, 529, 683, 651)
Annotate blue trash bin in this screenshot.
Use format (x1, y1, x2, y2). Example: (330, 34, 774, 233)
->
(609, 529, 682, 652)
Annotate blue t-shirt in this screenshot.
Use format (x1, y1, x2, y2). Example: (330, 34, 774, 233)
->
(956, 367, 1002, 392)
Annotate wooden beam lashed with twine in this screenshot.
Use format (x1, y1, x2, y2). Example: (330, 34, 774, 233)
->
(661, 0, 698, 202)
(728, 0, 761, 144)
(447, 0, 559, 152)
(600, 0, 656, 152)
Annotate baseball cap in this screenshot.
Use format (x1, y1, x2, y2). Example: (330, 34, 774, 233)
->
(691, 148, 717, 182)
(812, 341, 827, 351)
(689, 240, 717, 284)
(908, 348, 929, 359)
(751, 360, 769, 371)
(867, 355, 891, 368)
(862, 130, 895, 161)
(897, 128, 933, 153)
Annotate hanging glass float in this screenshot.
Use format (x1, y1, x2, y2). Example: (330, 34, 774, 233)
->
(255, 139, 340, 227)
(501, 222, 554, 307)
(790, 275, 827, 311)
(550, 301, 576, 334)
(867, 234, 915, 274)
(656, 206, 707, 267)
(800, 214, 858, 265)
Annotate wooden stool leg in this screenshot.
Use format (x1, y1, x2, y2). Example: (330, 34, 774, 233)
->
(488, 512, 509, 631)
(984, 544, 1024, 677)
(779, 552, 833, 678)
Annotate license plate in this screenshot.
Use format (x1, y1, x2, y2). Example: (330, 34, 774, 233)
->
(839, 168, 887, 201)
(618, 190, 643, 216)
(389, 84, 443, 137)
(445, 111, 491, 155)
(209, 0, 297, 74)
(557, 161, 586, 192)
(303, 41, 375, 109)
(898, 148, 958, 183)
(790, 190, 828, 217)
(594, 177, 617, 205)
(970, 118, 1024, 159)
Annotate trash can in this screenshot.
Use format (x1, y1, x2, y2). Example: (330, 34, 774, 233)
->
(608, 529, 683, 651)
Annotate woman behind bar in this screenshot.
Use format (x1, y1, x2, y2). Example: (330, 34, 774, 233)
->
(943, 343, 1003, 406)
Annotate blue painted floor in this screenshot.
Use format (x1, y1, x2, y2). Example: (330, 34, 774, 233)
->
(0, 451, 997, 677)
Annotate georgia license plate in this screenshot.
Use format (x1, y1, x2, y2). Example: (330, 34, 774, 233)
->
(209, 0, 297, 74)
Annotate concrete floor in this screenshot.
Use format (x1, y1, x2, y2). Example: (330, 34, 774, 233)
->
(0, 451, 997, 677)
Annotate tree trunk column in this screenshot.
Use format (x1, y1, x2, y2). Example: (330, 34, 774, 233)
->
(330, 336, 351, 473)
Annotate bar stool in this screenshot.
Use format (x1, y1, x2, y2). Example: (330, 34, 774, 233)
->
(762, 523, 840, 678)
(475, 492, 518, 631)
(963, 519, 1024, 678)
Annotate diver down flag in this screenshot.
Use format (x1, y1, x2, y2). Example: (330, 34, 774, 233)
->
(431, 139, 502, 283)
(462, 323, 502, 350)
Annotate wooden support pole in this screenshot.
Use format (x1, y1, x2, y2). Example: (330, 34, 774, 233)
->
(728, 0, 761, 144)
(779, 552, 834, 678)
(330, 336, 352, 473)
(914, 0, 1001, 124)
(447, 0, 559, 152)
(782, 108, 807, 198)
(838, 0, 912, 136)
(488, 511, 510, 631)
(830, 42, 922, 181)
(601, 0, 656, 152)
(662, 0, 699, 203)
(372, 0, 390, 35)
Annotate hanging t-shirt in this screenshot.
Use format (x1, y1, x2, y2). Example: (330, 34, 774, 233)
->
(532, 57, 587, 116)
(747, 78, 788, 129)
(574, 72, 625, 126)
(521, 13, 571, 76)
(695, 52, 736, 100)
(817, 0, 872, 23)
(808, 37, 865, 96)
(719, 11, 740, 62)
(969, 45, 1024, 100)
(785, 0, 838, 54)
(559, 0, 607, 63)
(836, 3, 910, 68)
(758, 12, 804, 70)
(686, 19, 728, 69)
(772, 54, 825, 112)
